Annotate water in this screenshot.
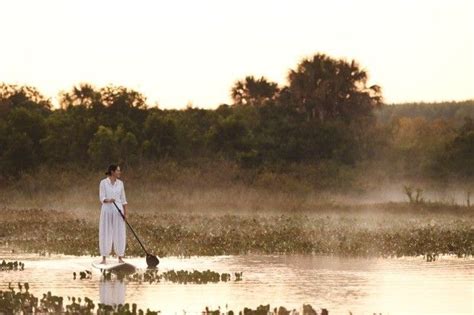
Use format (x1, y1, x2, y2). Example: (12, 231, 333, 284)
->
(1, 252, 473, 314)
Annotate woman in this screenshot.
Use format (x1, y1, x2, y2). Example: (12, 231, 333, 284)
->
(99, 164, 128, 264)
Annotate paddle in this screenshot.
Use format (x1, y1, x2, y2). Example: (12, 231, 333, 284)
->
(112, 201, 160, 268)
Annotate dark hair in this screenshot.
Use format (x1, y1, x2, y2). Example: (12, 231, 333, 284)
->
(105, 164, 119, 176)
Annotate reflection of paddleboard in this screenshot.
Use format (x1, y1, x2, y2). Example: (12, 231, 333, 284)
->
(92, 261, 136, 273)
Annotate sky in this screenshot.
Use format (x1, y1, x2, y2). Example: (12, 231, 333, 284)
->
(0, 0, 473, 109)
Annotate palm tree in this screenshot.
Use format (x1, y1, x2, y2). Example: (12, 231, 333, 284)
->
(231, 76, 279, 106)
(58, 83, 101, 109)
(286, 53, 382, 122)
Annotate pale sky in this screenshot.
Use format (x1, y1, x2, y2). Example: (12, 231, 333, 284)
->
(1, 0, 473, 109)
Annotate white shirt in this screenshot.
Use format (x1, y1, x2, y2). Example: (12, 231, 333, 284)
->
(99, 177, 128, 205)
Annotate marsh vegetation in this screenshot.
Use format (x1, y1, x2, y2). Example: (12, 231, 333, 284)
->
(0, 203, 472, 260)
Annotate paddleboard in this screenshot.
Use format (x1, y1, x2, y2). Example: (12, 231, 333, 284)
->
(92, 261, 136, 273)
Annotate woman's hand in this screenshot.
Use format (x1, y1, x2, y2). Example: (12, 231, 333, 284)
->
(104, 198, 116, 203)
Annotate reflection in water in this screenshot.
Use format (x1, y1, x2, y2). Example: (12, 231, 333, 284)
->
(0, 253, 472, 314)
(99, 279, 126, 307)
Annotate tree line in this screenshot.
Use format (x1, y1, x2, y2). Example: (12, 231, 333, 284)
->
(0, 53, 472, 182)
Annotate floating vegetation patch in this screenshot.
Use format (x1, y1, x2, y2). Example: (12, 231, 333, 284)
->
(1, 207, 473, 259)
(73, 270, 92, 280)
(106, 269, 243, 284)
(0, 283, 159, 314)
(204, 303, 325, 315)
(1, 284, 331, 315)
(0, 260, 24, 271)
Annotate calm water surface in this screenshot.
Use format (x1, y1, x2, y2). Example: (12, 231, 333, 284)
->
(0, 251, 472, 314)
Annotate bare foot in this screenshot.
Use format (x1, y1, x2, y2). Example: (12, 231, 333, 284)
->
(118, 257, 124, 263)
(100, 259, 106, 264)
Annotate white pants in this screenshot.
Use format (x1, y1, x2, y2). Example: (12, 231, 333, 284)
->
(99, 203, 126, 257)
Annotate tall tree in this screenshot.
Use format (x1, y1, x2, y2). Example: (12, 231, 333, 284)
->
(143, 112, 178, 159)
(0, 83, 51, 115)
(231, 76, 279, 106)
(58, 83, 102, 109)
(439, 117, 474, 179)
(100, 85, 147, 109)
(286, 53, 382, 122)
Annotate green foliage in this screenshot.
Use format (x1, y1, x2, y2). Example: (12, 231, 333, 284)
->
(231, 76, 279, 106)
(0, 261, 24, 271)
(0, 132, 36, 175)
(0, 285, 326, 314)
(285, 53, 382, 123)
(1, 207, 472, 258)
(0, 83, 51, 115)
(385, 117, 457, 179)
(0, 284, 161, 314)
(88, 126, 120, 167)
(143, 112, 178, 159)
(35, 105, 101, 165)
(377, 100, 474, 127)
(434, 117, 474, 179)
(118, 128, 139, 164)
(207, 115, 252, 157)
(123, 269, 238, 284)
(87, 124, 140, 167)
(0, 53, 472, 184)
(2, 107, 47, 174)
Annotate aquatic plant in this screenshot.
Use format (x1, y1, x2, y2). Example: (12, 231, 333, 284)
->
(0, 260, 24, 271)
(113, 269, 242, 284)
(1, 205, 472, 260)
(203, 303, 326, 315)
(1, 285, 332, 315)
(0, 283, 160, 314)
(73, 270, 92, 280)
(235, 272, 243, 281)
